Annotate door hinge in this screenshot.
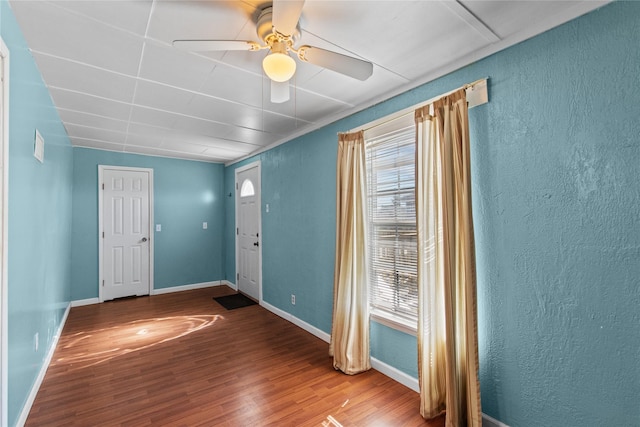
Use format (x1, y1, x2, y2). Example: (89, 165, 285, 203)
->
(102, 280, 105, 287)
(237, 273, 239, 281)
(236, 227, 239, 235)
(102, 231, 104, 238)
(236, 182, 239, 190)
(102, 183, 104, 190)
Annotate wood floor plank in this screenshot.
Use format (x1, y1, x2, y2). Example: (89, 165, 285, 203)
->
(26, 287, 444, 426)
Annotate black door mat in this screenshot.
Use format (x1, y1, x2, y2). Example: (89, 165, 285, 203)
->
(213, 293, 257, 310)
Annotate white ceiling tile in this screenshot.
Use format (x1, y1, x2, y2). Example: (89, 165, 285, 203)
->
(223, 127, 284, 147)
(164, 132, 257, 154)
(139, 42, 217, 92)
(126, 123, 172, 148)
(158, 140, 207, 154)
(50, 0, 153, 36)
(10, 1, 144, 76)
(263, 87, 352, 123)
(65, 123, 127, 144)
(460, 1, 581, 40)
(171, 115, 234, 140)
(185, 94, 265, 131)
(49, 88, 132, 121)
(147, 1, 255, 45)
(33, 53, 137, 103)
(300, 66, 408, 107)
(204, 145, 254, 159)
(133, 80, 194, 113)
(129, 106, 179, 129)
(125, 133, 163, 149)
(260, 112, 311, 135)
(70, 137, 124, 152)
(57, 109, 129, 133)
(199, 64, 264, 107)
(125, 145, 225, 163)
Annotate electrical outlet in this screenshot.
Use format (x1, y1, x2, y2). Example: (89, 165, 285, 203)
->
(291, 294, 296, 305)
(34, 332, 39, 352)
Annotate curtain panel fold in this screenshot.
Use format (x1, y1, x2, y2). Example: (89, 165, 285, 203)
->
(415, 89, 481, 425)
(330, 131, 371, 375)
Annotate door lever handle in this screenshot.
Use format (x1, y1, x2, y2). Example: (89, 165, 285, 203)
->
(253, 241, 259, 247)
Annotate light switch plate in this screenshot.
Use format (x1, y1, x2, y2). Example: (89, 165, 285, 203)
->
(156, 224, 161, 232)
(203, 222, 208, 229)
(34, 130, 44, 163)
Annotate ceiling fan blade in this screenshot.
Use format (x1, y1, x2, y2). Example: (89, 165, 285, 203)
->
(298, 46, 373, 81)
(172, 40, 259, 52)
(271, 80, 290, 104)
(272, 0, 305, 37)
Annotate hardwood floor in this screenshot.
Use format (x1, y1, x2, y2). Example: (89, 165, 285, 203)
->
(26, 287, 444, 426)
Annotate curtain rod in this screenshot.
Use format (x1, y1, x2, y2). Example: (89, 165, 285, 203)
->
(347, 77, 488, 135)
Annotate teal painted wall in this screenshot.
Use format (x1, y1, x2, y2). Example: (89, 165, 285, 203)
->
(1, 1, 74, 425)
(225, 2, 640, 426)
(71, 148, 225, 300)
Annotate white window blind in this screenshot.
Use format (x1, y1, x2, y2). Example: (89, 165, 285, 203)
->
(365, 123, 418, 327)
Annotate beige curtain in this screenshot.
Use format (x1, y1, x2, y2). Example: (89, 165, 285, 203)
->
(329, 131, 371, 375)
(415, 89, 481, 425)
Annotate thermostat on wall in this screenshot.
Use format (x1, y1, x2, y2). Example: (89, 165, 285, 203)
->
(34, 129, 44, 163)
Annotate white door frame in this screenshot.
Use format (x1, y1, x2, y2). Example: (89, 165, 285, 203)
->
(0, 36, 10, 427)
(98, 165, 154, 302)
(235, 161, 262, 303)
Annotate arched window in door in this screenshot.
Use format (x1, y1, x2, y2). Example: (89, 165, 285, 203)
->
(240, 179, 255, 198)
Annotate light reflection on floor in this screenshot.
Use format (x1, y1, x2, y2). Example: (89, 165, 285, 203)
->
(55, 315, 222, 367)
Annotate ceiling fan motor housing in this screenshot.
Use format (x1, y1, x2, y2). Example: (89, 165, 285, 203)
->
(256, 7, 300, 45)
(256, 7, 274, 42)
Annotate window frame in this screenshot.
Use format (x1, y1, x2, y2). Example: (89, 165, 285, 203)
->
(364, 115, 418, 335)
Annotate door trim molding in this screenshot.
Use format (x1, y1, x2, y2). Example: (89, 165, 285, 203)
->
(0, 36, 10, 427)
(234, 161, 262, 303)
(98, 165, 154, 302)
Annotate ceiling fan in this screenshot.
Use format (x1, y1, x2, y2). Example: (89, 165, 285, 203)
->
(172, 0, 374, 103)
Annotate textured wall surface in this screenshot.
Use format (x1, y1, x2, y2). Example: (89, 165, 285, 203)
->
(467, 3, 640, 425)
(71, 148, 225, 300)
(3, 0, 639, 425)
(1, 1, 74, 424)
(225, 2, 640, 426)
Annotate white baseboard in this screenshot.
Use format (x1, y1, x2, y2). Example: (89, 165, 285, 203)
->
(71, 297, 100, 307)
(71, 281, 223, 306)
(17, 303, 71, 426)
(221, 280, 237, 291)
(150, 280, 221, 295)
(370, 357, 419, 392)
(259, 300, 507, 427)
(483, 413, 510, 427)
(260, 300, 331, 343)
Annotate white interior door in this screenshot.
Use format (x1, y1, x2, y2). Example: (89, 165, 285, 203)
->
(236, 163, 261, 301)
(101, 167, 152, 301)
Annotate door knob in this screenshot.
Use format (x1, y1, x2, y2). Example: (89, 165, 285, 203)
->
(253, 241, 259, 247)
(141, 237, 148, 242)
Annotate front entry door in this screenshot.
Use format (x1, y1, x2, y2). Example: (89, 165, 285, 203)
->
(236, 163, 261, 301)
(101, 167, 152, 301)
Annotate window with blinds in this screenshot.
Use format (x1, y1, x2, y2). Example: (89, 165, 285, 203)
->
(365, 123, 418, 328)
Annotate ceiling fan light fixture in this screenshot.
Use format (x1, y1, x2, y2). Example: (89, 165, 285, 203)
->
(262, 41, 296, 82)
